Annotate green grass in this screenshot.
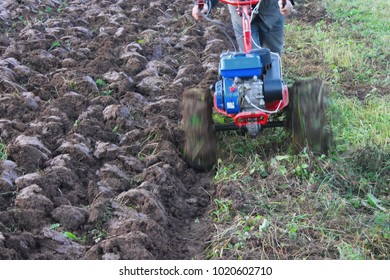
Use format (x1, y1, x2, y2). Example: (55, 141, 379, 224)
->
(285, 0, 389, 88)
(0, 142, 7, 160)
(285, 22, 386, 87)
(332, 95, 390, 152)
(323, 0, 390, 89)
(207, 149, 389, 259)
(48, 40, 61, 52)
(95, 78, 107, 88)
(324, 0, 390, 51)
(205, 0, 389, 260)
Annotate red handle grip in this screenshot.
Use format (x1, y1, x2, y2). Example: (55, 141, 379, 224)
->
(219, 0, 260, 5)
(198, 0, 205, 10)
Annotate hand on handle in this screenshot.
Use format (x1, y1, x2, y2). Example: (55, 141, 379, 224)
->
(279, 0, 293, 16)
(192, 2, 209, 20)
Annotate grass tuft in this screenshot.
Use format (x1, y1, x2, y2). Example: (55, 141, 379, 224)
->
(0, 141, 7, 160)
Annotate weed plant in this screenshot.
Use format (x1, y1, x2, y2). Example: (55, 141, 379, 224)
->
(0, 141, 7, 160)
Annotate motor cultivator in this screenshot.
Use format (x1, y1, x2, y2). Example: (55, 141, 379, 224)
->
(183, 0, 332, 170)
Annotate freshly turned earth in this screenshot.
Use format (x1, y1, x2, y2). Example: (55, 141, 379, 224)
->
(0, 0, 231, 259)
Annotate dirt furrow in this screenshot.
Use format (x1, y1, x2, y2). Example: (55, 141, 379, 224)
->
(0, 0, 232, 260)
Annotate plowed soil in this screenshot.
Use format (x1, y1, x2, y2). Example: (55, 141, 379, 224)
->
(0, 0, 232, 260)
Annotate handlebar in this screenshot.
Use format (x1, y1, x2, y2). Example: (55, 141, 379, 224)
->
(218, 0, 260, 5)
(197, 0, 288, 8)
(218, 0, 287, 6)
(196, 1, 263, 9)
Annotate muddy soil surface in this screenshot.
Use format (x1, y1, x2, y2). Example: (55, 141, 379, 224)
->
(0, 0, 235, 260)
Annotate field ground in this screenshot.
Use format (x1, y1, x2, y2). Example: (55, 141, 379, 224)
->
(0, 0, 388, 259)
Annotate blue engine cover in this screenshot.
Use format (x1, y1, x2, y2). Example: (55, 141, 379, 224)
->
(223, 78, 240, 114)
(215, 80, 224, 110)
(215, 50, 283, 114)
(217, 52, 263, 114)
(219, 52, 263, 78)
(214, 78, 240, 114)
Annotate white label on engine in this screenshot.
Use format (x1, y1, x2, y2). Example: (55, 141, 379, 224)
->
(226, 102, 235, 109)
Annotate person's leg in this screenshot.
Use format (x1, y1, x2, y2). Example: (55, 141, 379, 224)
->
(228, 5, 261, 52)
(257, 16, 284, 55)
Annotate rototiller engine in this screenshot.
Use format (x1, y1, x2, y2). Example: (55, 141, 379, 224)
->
(211, 0, 289, 137)
(214, 47, 288, 136)
(182, 0, 332, 170)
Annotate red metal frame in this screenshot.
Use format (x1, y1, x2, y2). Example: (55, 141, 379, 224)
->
(198, 0, 205, 10)
(214, 85, 289, 127)
(219, 0, 261, 53)
(198, 1, 260, 53)
(219, 0, 260, 5)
